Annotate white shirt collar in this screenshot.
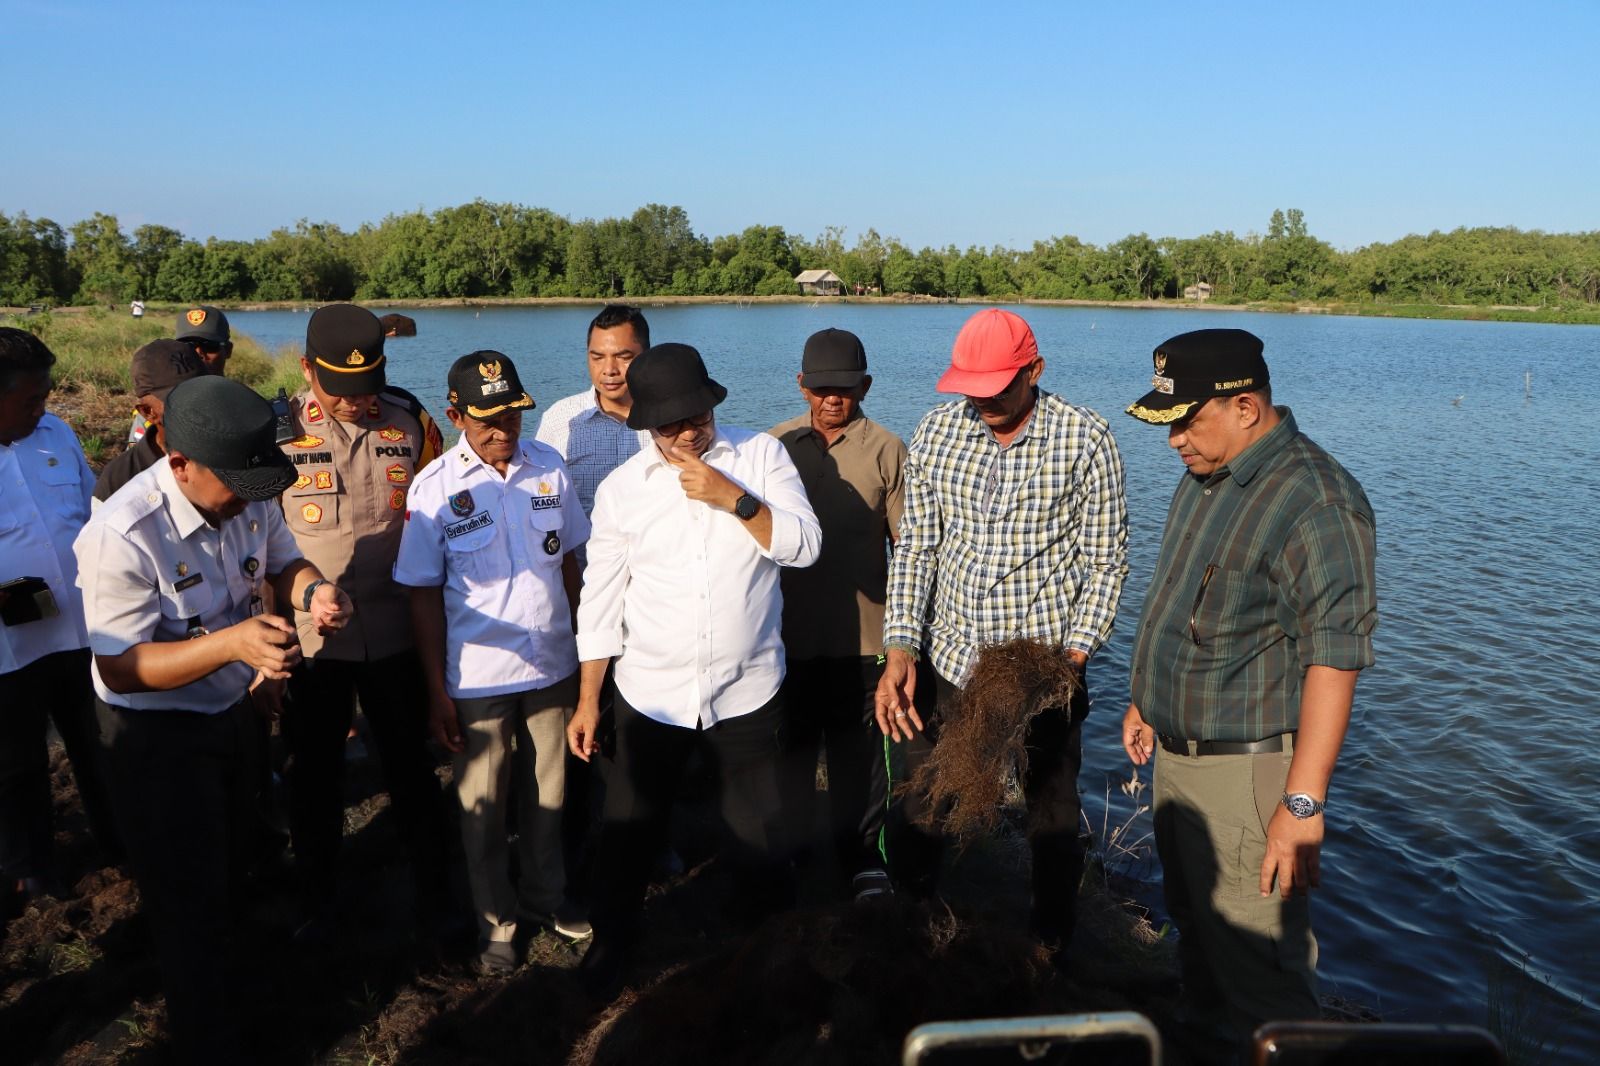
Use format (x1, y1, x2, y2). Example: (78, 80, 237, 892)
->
(155, 457, 210, 538)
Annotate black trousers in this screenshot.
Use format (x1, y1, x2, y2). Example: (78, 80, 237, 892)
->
(0, 648, 120, 881)
(890, 662, 1088, 946)
(97, 699, 256, 1064)
(282, 652, 449, 912)
(590, 689, 790, 945)
(780, 656, 890, 884)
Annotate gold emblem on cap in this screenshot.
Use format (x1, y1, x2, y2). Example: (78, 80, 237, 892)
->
(186, 309, 207, 326)
(1154, 351, 1168, 375)
(347, 349, 367, 367)
(479, 360, 502, 381)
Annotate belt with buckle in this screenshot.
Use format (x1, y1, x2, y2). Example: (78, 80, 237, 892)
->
(1158, 732, 1292, 757)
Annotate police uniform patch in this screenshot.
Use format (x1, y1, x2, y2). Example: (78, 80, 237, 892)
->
(290, 435, 325, 449)
(314, 470, 334, 490)
(293, 474, 312, 489)
(186, 308, 207, 326)
(306, 400, 324, 422)
(378, 426, 405, 442)
(449, 490, 475, 517)
(543, 531, 561, 556)
(385, 464, 408, 484)
(389, 488, 406, 511)
(301, 502, 323, 524)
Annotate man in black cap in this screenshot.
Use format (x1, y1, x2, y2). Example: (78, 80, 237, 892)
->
(76, 375, 353, 1063)
(176, 304, 233, 375)
(1120, 329, 1377, 1046)
(276, 302, 451, 944)
(768, 328, 906, 900)
(567, 342, 821, 993)
(395, 351, 592, 973)
(96, 339, 205, 503)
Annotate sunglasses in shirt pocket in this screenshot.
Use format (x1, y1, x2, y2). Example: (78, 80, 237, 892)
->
(1187, 563, 1273, 652)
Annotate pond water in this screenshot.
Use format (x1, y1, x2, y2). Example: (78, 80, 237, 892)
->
(233, 303, 1599, 1058)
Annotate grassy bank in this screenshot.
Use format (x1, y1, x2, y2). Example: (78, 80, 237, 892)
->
(3, 308, 302, 467)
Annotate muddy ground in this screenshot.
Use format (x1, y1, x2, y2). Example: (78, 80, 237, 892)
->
(1, 736, 1187, 1066)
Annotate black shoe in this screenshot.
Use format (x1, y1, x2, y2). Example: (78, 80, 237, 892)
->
(577, 936, 631, 1000)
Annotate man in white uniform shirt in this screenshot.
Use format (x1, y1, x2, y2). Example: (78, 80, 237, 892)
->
(0, 328, 120, 911)
(76, 376, 352, 1064)
(567, 342, 821, 995)
(395, 351, 592, 976)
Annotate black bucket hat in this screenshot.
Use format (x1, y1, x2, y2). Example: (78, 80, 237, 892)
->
(1125, 329, 1270, 425)
(163, 377, 297, 501)
(625, 343, 728, 430)
(305, 303, 388, 397)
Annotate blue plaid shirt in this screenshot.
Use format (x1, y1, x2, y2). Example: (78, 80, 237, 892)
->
(884, 391, 1129, 686)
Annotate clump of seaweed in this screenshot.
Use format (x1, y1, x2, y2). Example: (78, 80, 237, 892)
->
(900, 639, 1079, 841)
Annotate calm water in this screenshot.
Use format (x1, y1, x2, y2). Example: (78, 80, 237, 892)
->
(235, 304, 1599, 1056)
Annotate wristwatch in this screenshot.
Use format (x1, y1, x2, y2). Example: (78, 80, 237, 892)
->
(733, 493, 760, 521)
(302, 578, 330, 613)
(1280, 792, 1326, 819)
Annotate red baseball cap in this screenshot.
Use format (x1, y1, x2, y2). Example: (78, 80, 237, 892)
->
(935, 309, 1039, 396)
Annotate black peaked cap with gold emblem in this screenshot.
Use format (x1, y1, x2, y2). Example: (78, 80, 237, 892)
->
(1125, 328, 1269, 425)
(305, 303, 388, 397)
(447, 350, 534, 419)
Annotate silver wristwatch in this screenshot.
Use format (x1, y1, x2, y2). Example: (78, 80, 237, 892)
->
(1281, 792, 1325, 819)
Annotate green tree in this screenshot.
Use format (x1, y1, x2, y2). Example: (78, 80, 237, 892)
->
(131, 224, 186, 297)
(68, 212, 137, 305)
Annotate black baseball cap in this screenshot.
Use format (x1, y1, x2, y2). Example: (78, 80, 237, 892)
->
(176, 306, 230, 346)
(447, 351, 534, 419)
(163, 377, 297, 500)
(1125, 329, 1270, 425)
(800, 328, 868, 389)
(625, 343, 728, 430)
(130, 339, 204, 402)
(305, 303, 388, 396)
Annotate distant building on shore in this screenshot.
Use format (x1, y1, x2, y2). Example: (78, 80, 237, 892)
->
(795, 269, 844, 297)
(1183, 281, 1213, 301)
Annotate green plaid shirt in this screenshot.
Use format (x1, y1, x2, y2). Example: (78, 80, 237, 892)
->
(1130, 408, 1377, 742)
(884, 391, 1128, 686)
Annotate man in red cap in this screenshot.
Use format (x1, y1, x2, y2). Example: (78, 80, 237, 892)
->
(875, 308, 1128, 959)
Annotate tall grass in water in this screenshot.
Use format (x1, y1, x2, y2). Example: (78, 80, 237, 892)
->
(1485, 953, 1587, 1066)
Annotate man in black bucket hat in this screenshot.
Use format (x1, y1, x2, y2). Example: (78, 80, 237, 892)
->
(75, 375, 353, 1063)
(567, 342, 821, 996)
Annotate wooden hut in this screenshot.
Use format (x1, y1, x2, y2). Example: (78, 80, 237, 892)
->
(795, 269, 844, 297)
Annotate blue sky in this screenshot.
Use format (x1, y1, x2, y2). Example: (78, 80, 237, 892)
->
(3, 0, 1595, 251)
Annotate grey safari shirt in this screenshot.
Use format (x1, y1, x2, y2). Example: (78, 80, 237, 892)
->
(1129, 407, 1377, 742)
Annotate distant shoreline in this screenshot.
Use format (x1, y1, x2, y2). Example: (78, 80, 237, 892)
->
(10, 294, 1599, 326)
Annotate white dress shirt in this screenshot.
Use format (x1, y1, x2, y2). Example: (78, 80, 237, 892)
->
(74, 459, 303, 713)
(576, 425, 821, 729)
(393, 437, 589, 700)
(533, 389, 652, 516)
(0, 414, 94, 673)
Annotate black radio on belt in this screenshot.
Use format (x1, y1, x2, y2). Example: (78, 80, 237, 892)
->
(271, 388, 296, 446)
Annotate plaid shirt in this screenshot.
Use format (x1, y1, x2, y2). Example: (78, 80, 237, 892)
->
(1130, 408, 1377, 742)
(534, 389, 653, 516)
(884, 391, 1129, 686)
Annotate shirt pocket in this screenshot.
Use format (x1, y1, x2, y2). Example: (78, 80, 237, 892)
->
(1188, 565, 1276, 655)
(444, 517, 508, 585)
(527, 504, 566, 567)
(157, 576, 217, 633)
(285, 473, 340, 535)
(33, 459, 88, 526)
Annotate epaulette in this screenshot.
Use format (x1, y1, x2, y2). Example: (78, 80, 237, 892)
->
(103, 487, 164, 536)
